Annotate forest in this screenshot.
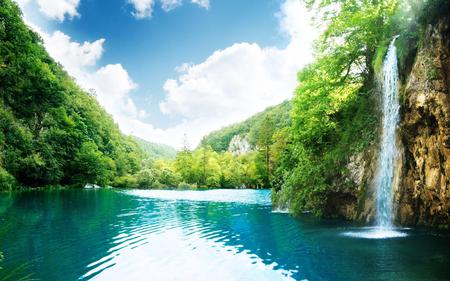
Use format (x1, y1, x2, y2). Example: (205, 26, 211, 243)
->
(1, 0, 450, 217)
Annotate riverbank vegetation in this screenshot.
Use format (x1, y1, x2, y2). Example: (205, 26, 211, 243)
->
(1, 0, 448, 217)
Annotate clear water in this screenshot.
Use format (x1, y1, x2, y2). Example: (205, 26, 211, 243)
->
(375, 37, 401, 229)
(0, 189, 449, 281)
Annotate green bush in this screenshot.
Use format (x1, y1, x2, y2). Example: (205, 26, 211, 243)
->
(136, 169, 159, 188)
(0, 167, 16, 191)
(113, 174, 138, 188)
(177, 182, 196, 189)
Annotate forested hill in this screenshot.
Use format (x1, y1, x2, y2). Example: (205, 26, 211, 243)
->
(133, 137, 177, 160)
(200, 101, 291, 152)
(0, 0, 145, 189)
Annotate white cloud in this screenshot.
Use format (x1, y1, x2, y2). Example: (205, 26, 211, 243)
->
(160, 42, 299, 119)
(128, 0, 209, 19)
(161, 0, 182, 11)
(191, 0, 209, 9)
(174, 62, 193, 73)
(15, 0, 80, 21)
(14, 0, 31, 6)
(16, 0, 79, 21)
(89, 64, 139, 117)
(38, 0, 80, 21)
(128, 0, 154, 19)
(44, 31, 105, 73)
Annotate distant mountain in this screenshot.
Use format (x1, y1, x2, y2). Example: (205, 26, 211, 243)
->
(133, 137, 178, 160)
(200, 101, 291, 152)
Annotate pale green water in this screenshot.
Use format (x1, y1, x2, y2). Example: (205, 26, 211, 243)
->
(0, 189, 449, 281)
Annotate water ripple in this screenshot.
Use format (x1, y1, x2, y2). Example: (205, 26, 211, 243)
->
(2, 189, 449, 281)
(77, 189, 296, 281)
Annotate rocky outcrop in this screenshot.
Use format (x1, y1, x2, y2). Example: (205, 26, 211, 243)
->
(228, 135, 251, 156)
(325, 145, 378, 222)
(396, 16, 450, 228)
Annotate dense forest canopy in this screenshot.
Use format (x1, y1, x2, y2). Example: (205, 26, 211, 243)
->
(0, 0, 147, 189)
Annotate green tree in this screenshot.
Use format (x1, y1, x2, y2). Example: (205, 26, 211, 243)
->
(71, 142, 115, 186)
(250, 114, 276, 187)
(175, 149, 194, 184)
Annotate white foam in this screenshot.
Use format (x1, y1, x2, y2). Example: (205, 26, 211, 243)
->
(341, 227, 408, 239)
(271, 207, 289, 214)
(123, 189, 272, 205)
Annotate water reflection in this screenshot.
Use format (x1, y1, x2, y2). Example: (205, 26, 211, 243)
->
(0, 189, 449, 281)
(82, 189, 297, 280)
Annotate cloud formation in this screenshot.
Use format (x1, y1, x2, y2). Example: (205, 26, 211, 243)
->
(128, 0, 154, 19)
(37, 0, 80, 21)
(16, 0, 80, 21)
(190, 0, 209, 9)
(128, 0, 209, 19)
(161, 0, 182, 12)
(44, 31, 105, 73)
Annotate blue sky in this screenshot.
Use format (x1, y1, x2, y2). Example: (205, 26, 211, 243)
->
(16, 0, 316, 148)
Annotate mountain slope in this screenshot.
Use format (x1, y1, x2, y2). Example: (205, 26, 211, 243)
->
(133, 137, 177, 160)
(200, 101, 291, 152)
(0, 0, 144, 189)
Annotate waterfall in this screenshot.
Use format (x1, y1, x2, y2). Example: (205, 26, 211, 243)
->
(375, 37, 400, 228)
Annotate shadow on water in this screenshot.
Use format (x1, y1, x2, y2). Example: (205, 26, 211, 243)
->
(0, 189, 449, 281)
(0, 190, 135, 280)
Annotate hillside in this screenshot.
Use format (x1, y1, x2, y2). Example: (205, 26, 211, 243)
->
(200, 101, 291, 152)
(133, 137, 177, 160)
(0, 0, 144, 189)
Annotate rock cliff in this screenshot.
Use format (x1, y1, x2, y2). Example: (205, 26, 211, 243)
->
(396, 16, 450, 228)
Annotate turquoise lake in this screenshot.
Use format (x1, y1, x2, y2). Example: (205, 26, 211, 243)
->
(0, 189, 449, 281)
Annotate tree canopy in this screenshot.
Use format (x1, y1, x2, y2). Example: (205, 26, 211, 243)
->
(0, 0, 144, 189)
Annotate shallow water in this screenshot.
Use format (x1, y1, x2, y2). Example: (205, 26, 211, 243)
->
(0, 189, 449, 281)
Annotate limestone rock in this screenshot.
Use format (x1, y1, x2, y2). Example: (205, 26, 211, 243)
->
(396, 16, 450, 228)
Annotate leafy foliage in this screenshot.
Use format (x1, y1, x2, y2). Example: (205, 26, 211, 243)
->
(0, 0, 144, 189)
(171, 146, 266, 189)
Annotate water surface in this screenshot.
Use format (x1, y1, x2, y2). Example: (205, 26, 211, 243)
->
(0, 189, 449, 281)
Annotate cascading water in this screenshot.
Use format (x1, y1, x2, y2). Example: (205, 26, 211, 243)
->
(342, 37, 407, 239)
(375, 36, 400, 229)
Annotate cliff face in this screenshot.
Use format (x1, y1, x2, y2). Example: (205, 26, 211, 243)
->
(327, 16, 450, 227)
(325, 145, 378, 223)
(395, 16, 450, 228)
